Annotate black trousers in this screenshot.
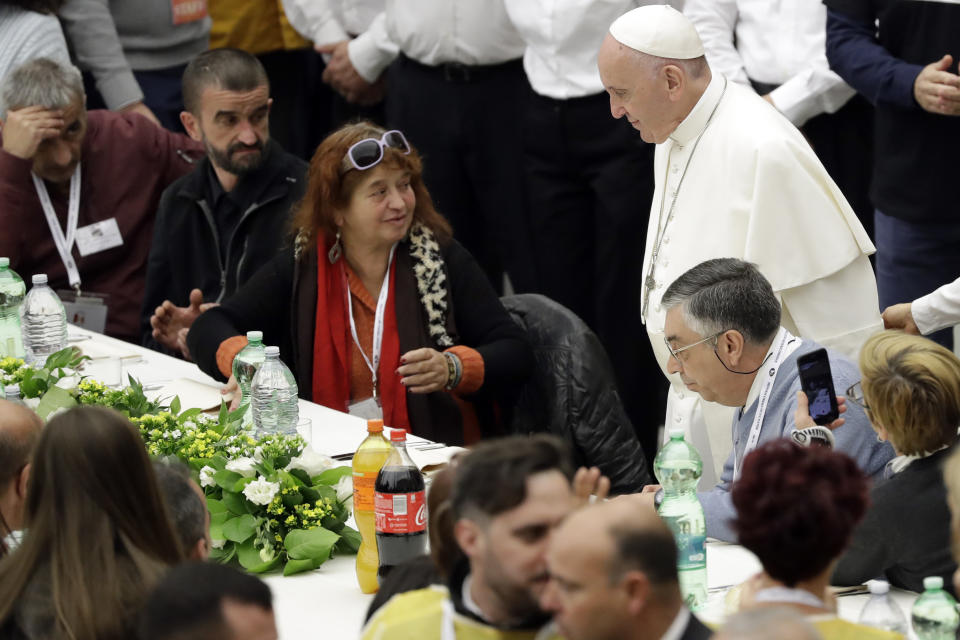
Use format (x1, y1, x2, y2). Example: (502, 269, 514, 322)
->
(523, 87, 664, 461)
(385, 55, 536, 293)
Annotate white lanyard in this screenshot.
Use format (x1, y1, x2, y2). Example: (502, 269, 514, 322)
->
(32, 163, 82, 293)
(733, 327, 797, 481)
(753, 586, 826, 609)
(346, 243, 396, 405)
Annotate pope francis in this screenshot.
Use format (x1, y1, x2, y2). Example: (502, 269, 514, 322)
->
(597, 5, 881, 482)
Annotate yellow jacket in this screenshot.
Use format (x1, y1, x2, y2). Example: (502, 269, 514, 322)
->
(208, 0, 310, 54)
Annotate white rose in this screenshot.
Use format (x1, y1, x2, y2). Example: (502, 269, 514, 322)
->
(54, 374, 80, 390)
(243, 476, 280, 506)
(199, 466, 216, 488)
(259, 544, 276, 563)
(210, 538, 225, 550)
(285, 446, 335, 477)
(225, 457, 257, 478)
(336, 475, 353, 515)
(252, 446, 265, 463)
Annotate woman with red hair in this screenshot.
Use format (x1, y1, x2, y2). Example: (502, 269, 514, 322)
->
(188, 122, 532, 445)
(731, 439, 896, 639)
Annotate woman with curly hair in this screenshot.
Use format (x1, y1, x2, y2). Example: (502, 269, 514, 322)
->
(731, 439, 897, 639)
(188, 122, 533, 445)
(0, 406, 183, 639)
(831, 331, 960, 593)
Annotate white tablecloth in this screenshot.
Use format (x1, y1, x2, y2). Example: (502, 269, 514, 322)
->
(70, 327, 919, 639)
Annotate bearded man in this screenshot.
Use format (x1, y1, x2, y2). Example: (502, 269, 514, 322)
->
(141, 48, 307, 357)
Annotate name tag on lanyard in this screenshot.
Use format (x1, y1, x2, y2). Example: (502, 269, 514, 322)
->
(58, 290, 109, 334)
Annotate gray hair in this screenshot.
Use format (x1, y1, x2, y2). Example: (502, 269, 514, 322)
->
(661, 258, 781, 345)
(152, 459, 207, 554)
(715, 607, 823, 640)
(1, 57, 84, 119)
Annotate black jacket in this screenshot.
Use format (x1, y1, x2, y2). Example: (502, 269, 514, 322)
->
(140, 140, 307, 346)
(187, 236, 532, 445)
(834, 443, 958, 594)
(502, 294, 652, 494)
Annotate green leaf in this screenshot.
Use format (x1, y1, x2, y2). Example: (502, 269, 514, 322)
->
(283, 557, 322, 576)
(222, 514, 257, 543)
(178, 407, 203, 421)
(287, 468, 311, 487)
(218, 399, 229, 427)
(313, 466, 352, 486)
(222, 491, 248, 515)
(206, 498, 228, 515)
(209, 541, 236, 564)
(300, 486, 320, 504)
(333, 526, 361, 554)
(209, 512, 229, 542)
(232, 476, 255, 493)
(237, 539, 282, 573)
(284, 527, 340, 561)
(36, 384, 78, 420)
(169, 396, 181, 415)
(207, 455, 229, 472)
(214, 469, 244, 490)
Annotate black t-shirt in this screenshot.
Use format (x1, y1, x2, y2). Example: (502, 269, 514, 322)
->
(826, 0, 960, 222)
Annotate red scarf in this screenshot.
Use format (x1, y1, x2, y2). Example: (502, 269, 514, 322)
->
(311, 235, 410, 430)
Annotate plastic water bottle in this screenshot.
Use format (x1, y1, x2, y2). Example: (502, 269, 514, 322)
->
(20, 274, 66, 366)
(912, 576, 959, 640)
(0, 259, 25, 359)
(3, 384, 24, 406)
(251, 346, 299, 436)
(232, 330, 265, 427)
(653, 428, 707, 611)
(859, 580, 907, 633)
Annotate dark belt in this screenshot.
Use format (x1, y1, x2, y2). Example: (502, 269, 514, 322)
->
(397, 52, 522, 83)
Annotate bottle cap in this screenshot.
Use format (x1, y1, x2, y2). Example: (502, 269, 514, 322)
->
(389, 428, 407, 443)
(264, 346, 280, 357)
(31, 274, 47, 285)
(246, 330, 263, 342)
(924, 576, 944, 591)
(867, 580, 890, 595)
(366, 419, 384, 433)
(0, 258, 8, 268)
(668, 427, 685, 439)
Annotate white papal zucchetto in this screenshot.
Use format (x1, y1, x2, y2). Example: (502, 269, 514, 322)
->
(608, 4, 705, 60)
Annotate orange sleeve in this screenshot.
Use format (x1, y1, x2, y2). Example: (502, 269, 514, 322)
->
(446, 346, 484, 396)
(216, 336, 248, 379)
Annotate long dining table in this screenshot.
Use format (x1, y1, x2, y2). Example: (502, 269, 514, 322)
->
(69, 325, 919, 638)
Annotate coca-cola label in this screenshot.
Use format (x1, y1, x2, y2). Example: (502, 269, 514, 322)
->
(375, 490, 426, 534)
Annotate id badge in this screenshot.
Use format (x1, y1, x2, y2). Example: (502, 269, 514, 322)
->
(348, 397, 383, 420)
(58, 290, 108, 334)
(171, 0, 207, 25)
(74, 218, 123, 257)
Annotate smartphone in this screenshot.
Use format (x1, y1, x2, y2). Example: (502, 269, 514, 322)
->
(796, 348, 840, 425)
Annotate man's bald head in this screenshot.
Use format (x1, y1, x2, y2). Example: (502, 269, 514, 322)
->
(0, 399, 43, 538)
(542, 499, 682, 640)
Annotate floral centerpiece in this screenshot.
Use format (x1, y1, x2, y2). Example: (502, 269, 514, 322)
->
(1, 349, 358, 576)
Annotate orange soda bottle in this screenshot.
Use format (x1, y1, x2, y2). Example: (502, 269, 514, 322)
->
(352, 418, 393, 593)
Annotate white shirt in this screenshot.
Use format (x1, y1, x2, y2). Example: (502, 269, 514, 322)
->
(644, 73, 881, 480)
(504, 0, 658, 99)
(684, 0, 855, 126)
(913, 276, 960, 335)
(281, 0, 384, 46)
(344, 0, 525, 83)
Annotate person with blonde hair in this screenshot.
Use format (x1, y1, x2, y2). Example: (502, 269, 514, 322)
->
(0, 406, 184, 639)
(832, 331, 960, 592)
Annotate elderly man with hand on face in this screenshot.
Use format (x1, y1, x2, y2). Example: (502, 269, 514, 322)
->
(596, 5, 880, 483)
(0, 58, 201, 343)
(541, 498, 712, 640)
(637, 259, 893, 542)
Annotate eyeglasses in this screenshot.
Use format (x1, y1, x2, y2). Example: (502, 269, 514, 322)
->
(664, 331, 725, 364)
(846, 381, 869, 410)
(340, 130, 411, 174)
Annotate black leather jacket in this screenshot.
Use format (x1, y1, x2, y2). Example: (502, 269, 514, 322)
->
(502, 294, 652, 493)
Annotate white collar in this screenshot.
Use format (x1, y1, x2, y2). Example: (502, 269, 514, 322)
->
(888, 442, 953, 475)
(661, 608, 691, 640)
(742, 328, 803, 413)
(669, 73, 726, 147)
(461, 573, 487, 620)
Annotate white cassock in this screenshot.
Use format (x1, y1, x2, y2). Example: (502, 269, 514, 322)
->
(642, 73, 881, 483)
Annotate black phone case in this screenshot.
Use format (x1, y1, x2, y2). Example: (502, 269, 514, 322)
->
(796, 348, 840, 426)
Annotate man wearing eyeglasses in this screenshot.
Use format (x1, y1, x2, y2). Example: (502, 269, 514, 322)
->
(140, 48, 307, 358)
(643, 258, 893, 542)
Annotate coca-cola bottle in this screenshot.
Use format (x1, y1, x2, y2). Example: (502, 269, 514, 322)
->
(374, 429, 427, 583)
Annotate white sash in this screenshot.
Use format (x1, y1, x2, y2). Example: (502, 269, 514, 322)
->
(346, 243, 396, 405)
(733, 327, 798, 481)
(32, 163, 82, 292)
